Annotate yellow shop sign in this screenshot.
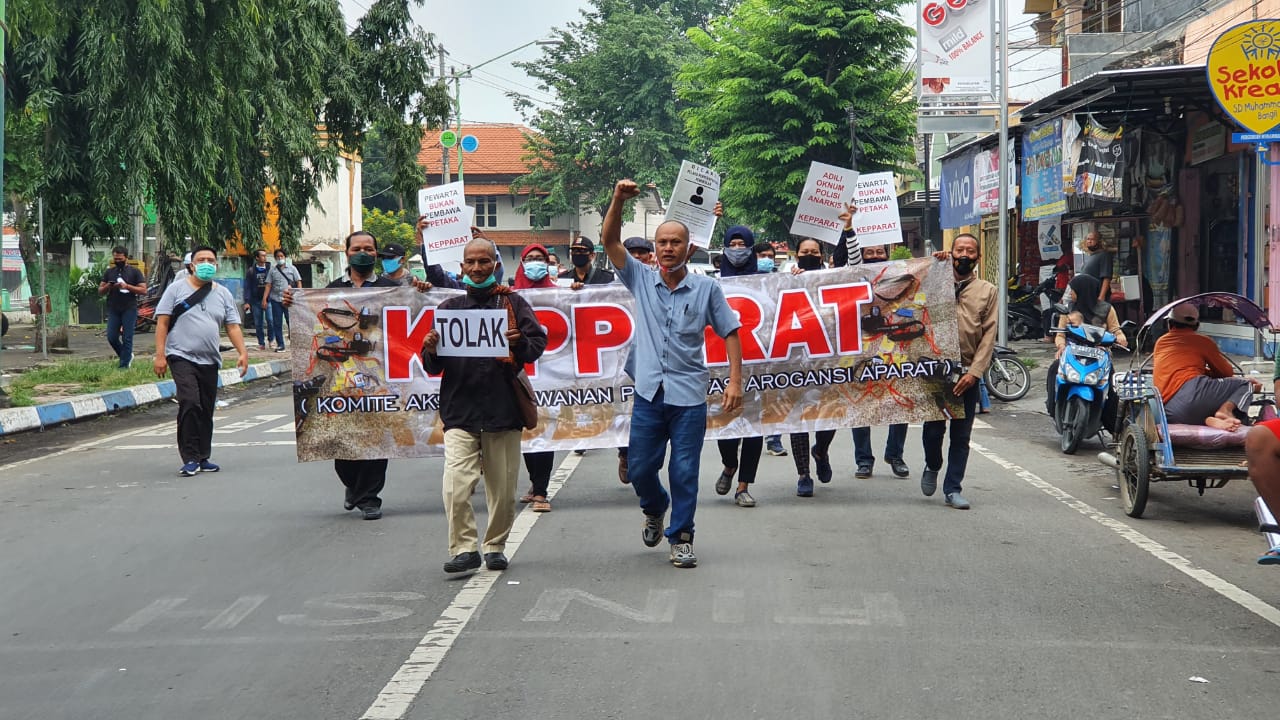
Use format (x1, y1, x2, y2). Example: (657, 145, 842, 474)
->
(1208, 20, 1280, 134)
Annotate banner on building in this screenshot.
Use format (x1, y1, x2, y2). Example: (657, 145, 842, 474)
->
(1075, 121, 1125, 203)
(1037, 217, 1062, 261)
(940, 150, 979, 229)
(1206, 20, 1280, 135)
(917, 0, 995, 98)
(1021, 119, 1067, 220)
(288, 261, 966, 462)
(851, 172, 902, 247)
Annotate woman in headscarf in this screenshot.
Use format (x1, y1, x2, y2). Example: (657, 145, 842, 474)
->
(513, 243, 556, 511)
(1045, 273, 1127, 417)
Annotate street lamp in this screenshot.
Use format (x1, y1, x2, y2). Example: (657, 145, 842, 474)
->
(442, 37, 562, 183)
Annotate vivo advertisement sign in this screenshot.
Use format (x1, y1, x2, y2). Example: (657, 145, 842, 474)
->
(940, 150, 979, 229)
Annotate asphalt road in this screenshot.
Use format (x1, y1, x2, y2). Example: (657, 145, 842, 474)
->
(3, 379, 1280, 720)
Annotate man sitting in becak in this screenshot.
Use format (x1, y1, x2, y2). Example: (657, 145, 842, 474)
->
(1153, 302, 1261, 431)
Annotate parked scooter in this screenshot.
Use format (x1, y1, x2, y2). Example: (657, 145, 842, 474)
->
(1051, 321, 1120, 454)
(1008, 276, 1061, 340)
(984, 345, 1030, 401)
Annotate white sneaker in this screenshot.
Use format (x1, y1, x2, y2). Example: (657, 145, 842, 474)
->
(669, 542, 697, 568)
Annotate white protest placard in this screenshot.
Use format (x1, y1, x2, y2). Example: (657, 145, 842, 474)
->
(433, 309, 509, 358)
(1037, 216, 1062, 260)
(665, 160, 720, 248)
(790, 161, 858, 245)
(418, 182, 472, 268)
(851, 172, 902, 247)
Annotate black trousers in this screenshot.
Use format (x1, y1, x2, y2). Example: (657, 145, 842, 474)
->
(335, 459, 388, 509)
(170, 356, 219, 464)
(717, 437, 764, 484)
(523, 451, 555, 496)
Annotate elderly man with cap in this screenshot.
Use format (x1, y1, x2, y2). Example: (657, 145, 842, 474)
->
(560, 236, 615, 288)
(1153, 302, 1260, 430)
(623, 236, 656, 267)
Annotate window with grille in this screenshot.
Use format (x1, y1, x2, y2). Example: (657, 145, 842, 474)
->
(470, 195, 499, 228)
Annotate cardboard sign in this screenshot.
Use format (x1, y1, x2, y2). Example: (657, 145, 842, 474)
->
(418, 182, 472, 268)
(851, 172, 902, 247)
(790, 162, 858, 244)
(665, 160, 720, 248)
(1037, 217, 1062, 260)
(433, 308, 509, 358)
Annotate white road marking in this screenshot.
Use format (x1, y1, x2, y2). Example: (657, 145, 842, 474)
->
(212, 414, 287, 433)
(108, 441, 297, 450)
(265, 422, 296, 434)
(522, 589, 678, 623)
(0, 421, 172, 475)
(109, 595, 269, 633)
(971, 442, 1280, 629)
(358, 451, 583, 720)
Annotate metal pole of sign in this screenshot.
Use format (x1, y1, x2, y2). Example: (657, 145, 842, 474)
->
(38, 197, 47, 359)
(846, 107, 859, 170)
(454, 72, 464, 184)
(996, 0, 1010, 346)
(439, 47, 450, 184)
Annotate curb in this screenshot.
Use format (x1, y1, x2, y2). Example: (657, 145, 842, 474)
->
(0, 360, 292, 436)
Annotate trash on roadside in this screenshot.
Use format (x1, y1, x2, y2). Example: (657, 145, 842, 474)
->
(215, 400, 229, 408)
(1188, 676, 1209, 684)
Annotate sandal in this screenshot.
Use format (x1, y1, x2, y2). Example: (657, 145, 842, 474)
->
(1258, 545, 1280, 565)
(531, 496, 552, 513)
(520, 492, 537, 504)
(715, 469, 736, 496)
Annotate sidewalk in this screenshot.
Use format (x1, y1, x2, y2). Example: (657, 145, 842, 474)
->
(0, 319, 292, 436)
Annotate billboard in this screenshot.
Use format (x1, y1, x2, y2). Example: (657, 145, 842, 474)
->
(917, 0, 995, 99)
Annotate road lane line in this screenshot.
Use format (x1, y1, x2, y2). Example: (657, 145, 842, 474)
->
(358, 451, 583, 720)
(108, 441, 297, 450)
(0, 420, 172, 475)
(971, 441, 1280, 629)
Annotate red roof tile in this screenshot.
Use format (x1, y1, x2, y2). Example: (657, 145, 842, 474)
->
(419, 124, 539, 177)
(480, 230, 573, 248)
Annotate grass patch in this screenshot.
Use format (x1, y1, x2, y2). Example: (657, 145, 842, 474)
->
(1018, 357, 1039, 370)
(7, 357, 236, 406)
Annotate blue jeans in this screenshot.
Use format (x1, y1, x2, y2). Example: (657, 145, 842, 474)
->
(852, 424, 907, 467)
(250, 303, 270, 348)
(921, 384, 981, 496)
(978, 379, 991, 411)
(269, 300, 287, 349)
(106, 306, 137, 367)
(628, 387, 707, 544)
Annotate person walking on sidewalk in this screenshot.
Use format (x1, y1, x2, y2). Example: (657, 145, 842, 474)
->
(153, 245, 249, 477)
(920, 233, 996, 510)
(263, 249, 301, 352)
(422, 238, 548, 574)
(603, 179, 744, 569)
(99, 246, 147, 368)
(243, 249, 272, 350)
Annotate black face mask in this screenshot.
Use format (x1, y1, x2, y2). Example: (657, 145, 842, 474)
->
(350, 252, 376, 276)
(952, 256, 976, 276)
(572, 254, 591, 268)
(114, 260, 127, 268)
(797, 255, 824, 271)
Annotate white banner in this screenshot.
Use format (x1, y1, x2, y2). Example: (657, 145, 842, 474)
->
(418, 182, 472, 268)
(433, 309, 508, 357)
(790, 162, 858, 244)
(917, 0, 994, 98)
(1037, 217, 1063, 260)
(665, 160, 720, 248)
(852, 172, 902, 247)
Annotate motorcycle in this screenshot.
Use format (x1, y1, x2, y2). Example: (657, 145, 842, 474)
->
(1008, 276, 1061, 340)
(984, 345, 1030, 401)
(1051, 321, 1120, 454)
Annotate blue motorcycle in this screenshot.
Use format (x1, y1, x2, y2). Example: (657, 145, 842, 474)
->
(1053, 322, 1119, 454)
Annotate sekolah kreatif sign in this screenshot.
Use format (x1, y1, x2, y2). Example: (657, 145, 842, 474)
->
(1207, 20, 1280, 135)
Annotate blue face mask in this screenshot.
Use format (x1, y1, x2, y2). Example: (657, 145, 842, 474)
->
(523, 260, 548, 281)
(462, 273, 498, 289)
(757, 258, 776, 273)
(194, 262, 216, 281)
(382, 257, 402, 274)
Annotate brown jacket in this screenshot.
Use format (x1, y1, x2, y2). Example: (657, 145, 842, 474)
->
(955, 276, 998, 377)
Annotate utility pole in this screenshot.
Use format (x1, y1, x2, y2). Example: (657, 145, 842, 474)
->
(996, 0, 1011, 345)
(845, 106, 859, 169)
(453, 66, 464, 183)
(923, 134, 934, 252)
(439, 45, 450, 184)
(0, 0, 8, 406)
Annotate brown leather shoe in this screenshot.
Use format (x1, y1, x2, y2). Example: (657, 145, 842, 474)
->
(618, 455, 629, 484)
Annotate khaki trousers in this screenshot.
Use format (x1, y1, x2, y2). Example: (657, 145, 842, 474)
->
(443, 428, 522, 556)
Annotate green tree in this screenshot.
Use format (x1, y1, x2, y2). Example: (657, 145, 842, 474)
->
(679, 0, 916, 240)
(361, 207, 416, 248)
(4, 0, 448, 344)
(512, 0, 731, 220)
(361, 128, 406, 214)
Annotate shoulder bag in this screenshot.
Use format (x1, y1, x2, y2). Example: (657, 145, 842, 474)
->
(504, 296, 539, 430)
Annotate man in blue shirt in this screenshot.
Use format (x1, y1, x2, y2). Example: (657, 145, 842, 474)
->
(602, 179, 744, 569)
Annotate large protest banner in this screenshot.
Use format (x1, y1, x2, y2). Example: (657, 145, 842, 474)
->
(288, 259, 965, 462)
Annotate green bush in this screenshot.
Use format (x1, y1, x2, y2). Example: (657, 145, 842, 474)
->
(890, 246, 913, 261)
(69, 258, 110, 306)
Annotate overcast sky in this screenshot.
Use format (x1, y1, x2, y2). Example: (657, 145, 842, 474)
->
(339, 1, 1039, 125)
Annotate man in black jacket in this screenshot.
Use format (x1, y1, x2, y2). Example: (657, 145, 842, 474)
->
(559, 236, 615, 287)
(423, 238, 548, 574)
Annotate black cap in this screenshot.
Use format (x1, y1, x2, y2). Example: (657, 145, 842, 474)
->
(378, 243, 407, 259)
(571, 237, 595, 252)
(623, 236, 654, 252)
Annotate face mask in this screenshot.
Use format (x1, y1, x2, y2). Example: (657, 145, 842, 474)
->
(952, 256, 976, 276)
(757, 258, 776, 273)
(797, 255, 824, 271)
(115, 260, 127, 268)
(350, 252, 376, 275)
(194, 262, 217, 281)
(548, 264, 560, 277)
(572, 254, 591, 268)
(463, 273, 497, 289)
(724, 247, 753, 267)
(382, 257, 402, 274)
(276, 257, 287, 267)
(523, 260, 548, 281)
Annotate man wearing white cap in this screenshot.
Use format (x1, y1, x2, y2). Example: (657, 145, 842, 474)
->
(1153, 302, 1260, 431)
(174, 252, 194, 282)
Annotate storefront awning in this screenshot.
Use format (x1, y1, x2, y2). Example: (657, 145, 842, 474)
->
(1017, 64, 1215, 127)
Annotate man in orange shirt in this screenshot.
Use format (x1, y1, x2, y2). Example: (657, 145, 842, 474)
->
(1153, 303, 1260, 431)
